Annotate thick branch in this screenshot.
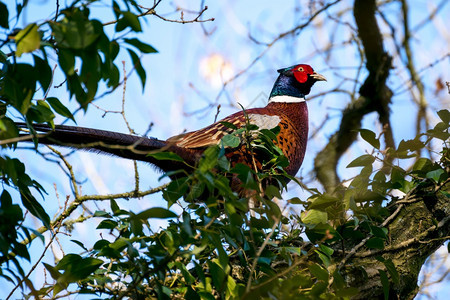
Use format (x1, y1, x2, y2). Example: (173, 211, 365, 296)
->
(314, 0, 393, 192)
(340, 180, 450, 299)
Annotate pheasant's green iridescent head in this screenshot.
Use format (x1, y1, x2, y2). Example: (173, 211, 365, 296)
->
(270, 64, 327, 101)
(278, 64, 327, 84)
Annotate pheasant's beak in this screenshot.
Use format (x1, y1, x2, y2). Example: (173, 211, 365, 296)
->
(310, 72, 327, 82)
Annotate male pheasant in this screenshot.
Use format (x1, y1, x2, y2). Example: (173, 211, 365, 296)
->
(16, 64, 326, 184)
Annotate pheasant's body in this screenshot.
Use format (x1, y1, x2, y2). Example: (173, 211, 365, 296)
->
(174, 101, 308, 176)
(16, 64, 325, 189)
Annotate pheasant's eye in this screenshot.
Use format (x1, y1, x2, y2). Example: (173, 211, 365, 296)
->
(298, 67, 304, 72)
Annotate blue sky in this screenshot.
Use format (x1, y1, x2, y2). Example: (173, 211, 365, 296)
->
(2, 0, 449, 298)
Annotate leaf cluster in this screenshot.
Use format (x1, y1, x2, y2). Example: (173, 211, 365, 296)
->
(0, 0, 156, 294)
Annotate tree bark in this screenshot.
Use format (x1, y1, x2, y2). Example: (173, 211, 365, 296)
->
(338, 180, 450, 299)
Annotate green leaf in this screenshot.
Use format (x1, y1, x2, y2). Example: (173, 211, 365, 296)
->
(288, 197, 308, 205)
(175, 262, 195, 285)
(27, 100, 55, 123)
(301, 209, 328, 225)
(426, 168, 445, 182)
(319, 244, 334, 256)
(147, 151, 184, 162)
(413, 158, 433, 171)
(427, 122, 450, 140)
(378, 269, 389, 300)
(310, 281, 327, 296)
(2, 63, 36, 113)
(283, 247, 302, 256)
(0, 118, 19, 141)
(110, 199, 120, 214)
(56, 254, 103, 281)
(347, 154, 375, 168)
(366, 237, 384, 249)
(308, 194, 339, 210)
(315, 250, 331, 267)
(437, 109, 450, 124)
(93, 239, 110, 250)
(15, 23, 40, 57)
(220, 121, 238, 130)
(58, 49, 75, 76)
(116, 11, 141, 32)
(132, 207, 177, 220)
(397, 138, 425, 153)
(199, 146, 220, 172)
(221, 134, 240, 148)
(127, 49, 146, 90)
(70, 240, 87, 251)
(93, 210, 111, 218)
(0, 2, 9, 29)
(308, 263, 329, 282)
(33, 55, 53, 93)
(163, 177, 189, 205)
(383, 259, 399, 284)
(371, 226, 388, 239)
(96, 219, 118, 229)
(46, 97, 75, 122)
(124, 38, 157, 53)
(50, 12, 102, 49)
(359, 129, 380, 149)
(43, 262, 62, 280)
(208, 260, 228, 291)
(20, 191, 50, 228)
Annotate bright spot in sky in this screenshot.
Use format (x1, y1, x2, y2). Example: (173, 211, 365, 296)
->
(199, 53, 234, 88)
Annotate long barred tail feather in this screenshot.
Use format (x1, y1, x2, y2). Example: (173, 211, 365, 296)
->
(15, 122, 199, 173)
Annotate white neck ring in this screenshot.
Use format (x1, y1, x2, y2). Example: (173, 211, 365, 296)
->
(269, 95, 306, 103)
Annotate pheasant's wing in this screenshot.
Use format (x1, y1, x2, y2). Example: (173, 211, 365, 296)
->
(168, 112, 246, 148)
(168, 109, 282, 149)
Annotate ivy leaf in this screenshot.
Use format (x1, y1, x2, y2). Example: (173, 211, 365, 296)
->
(132, 207, 177, 220)
(124, 38, 157, 53)
(437, 109, 450, 124)
(383, 259, 399, 284)
(288, 197, 308, 205)
(366, 237, 384, 249)
(15, 23, 40, 57)
(220, 121, 238, 130)
(33, 55, 52, 93)
(0, 1, 9, 29)
(47, 97, 75, 122)
(397, 138, 425, 153)
(221, 134, 240, 148)
(175, 262, 195, 285)
(198, 146, 220, 172)
(426, 168, 445, 182)
(347, 154, 375, 168)
(70, 240, 87, 251)
(127, 49, 146, 90)
(427, 122, 450, 140)
(359, 129, 380, 149)
(308, 263, 329, 282)
(163, 177, 189, 205)
(116, 11, 141, 32)
(378, 269, 390, 300)
(308, 194, 339, 210)
(96, 219, 118, 229)
(301, 209, 328, 225)
(20, 191, 50, 228)
(371, 226, 388, 239)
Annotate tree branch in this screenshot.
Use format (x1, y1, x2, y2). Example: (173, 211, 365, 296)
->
(314, 0, 393, 192)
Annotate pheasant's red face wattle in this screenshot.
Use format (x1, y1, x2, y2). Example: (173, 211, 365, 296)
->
(292, 64, 314, 83)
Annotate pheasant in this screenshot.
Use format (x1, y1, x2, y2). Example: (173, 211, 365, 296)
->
(16, 64, 326, 188)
